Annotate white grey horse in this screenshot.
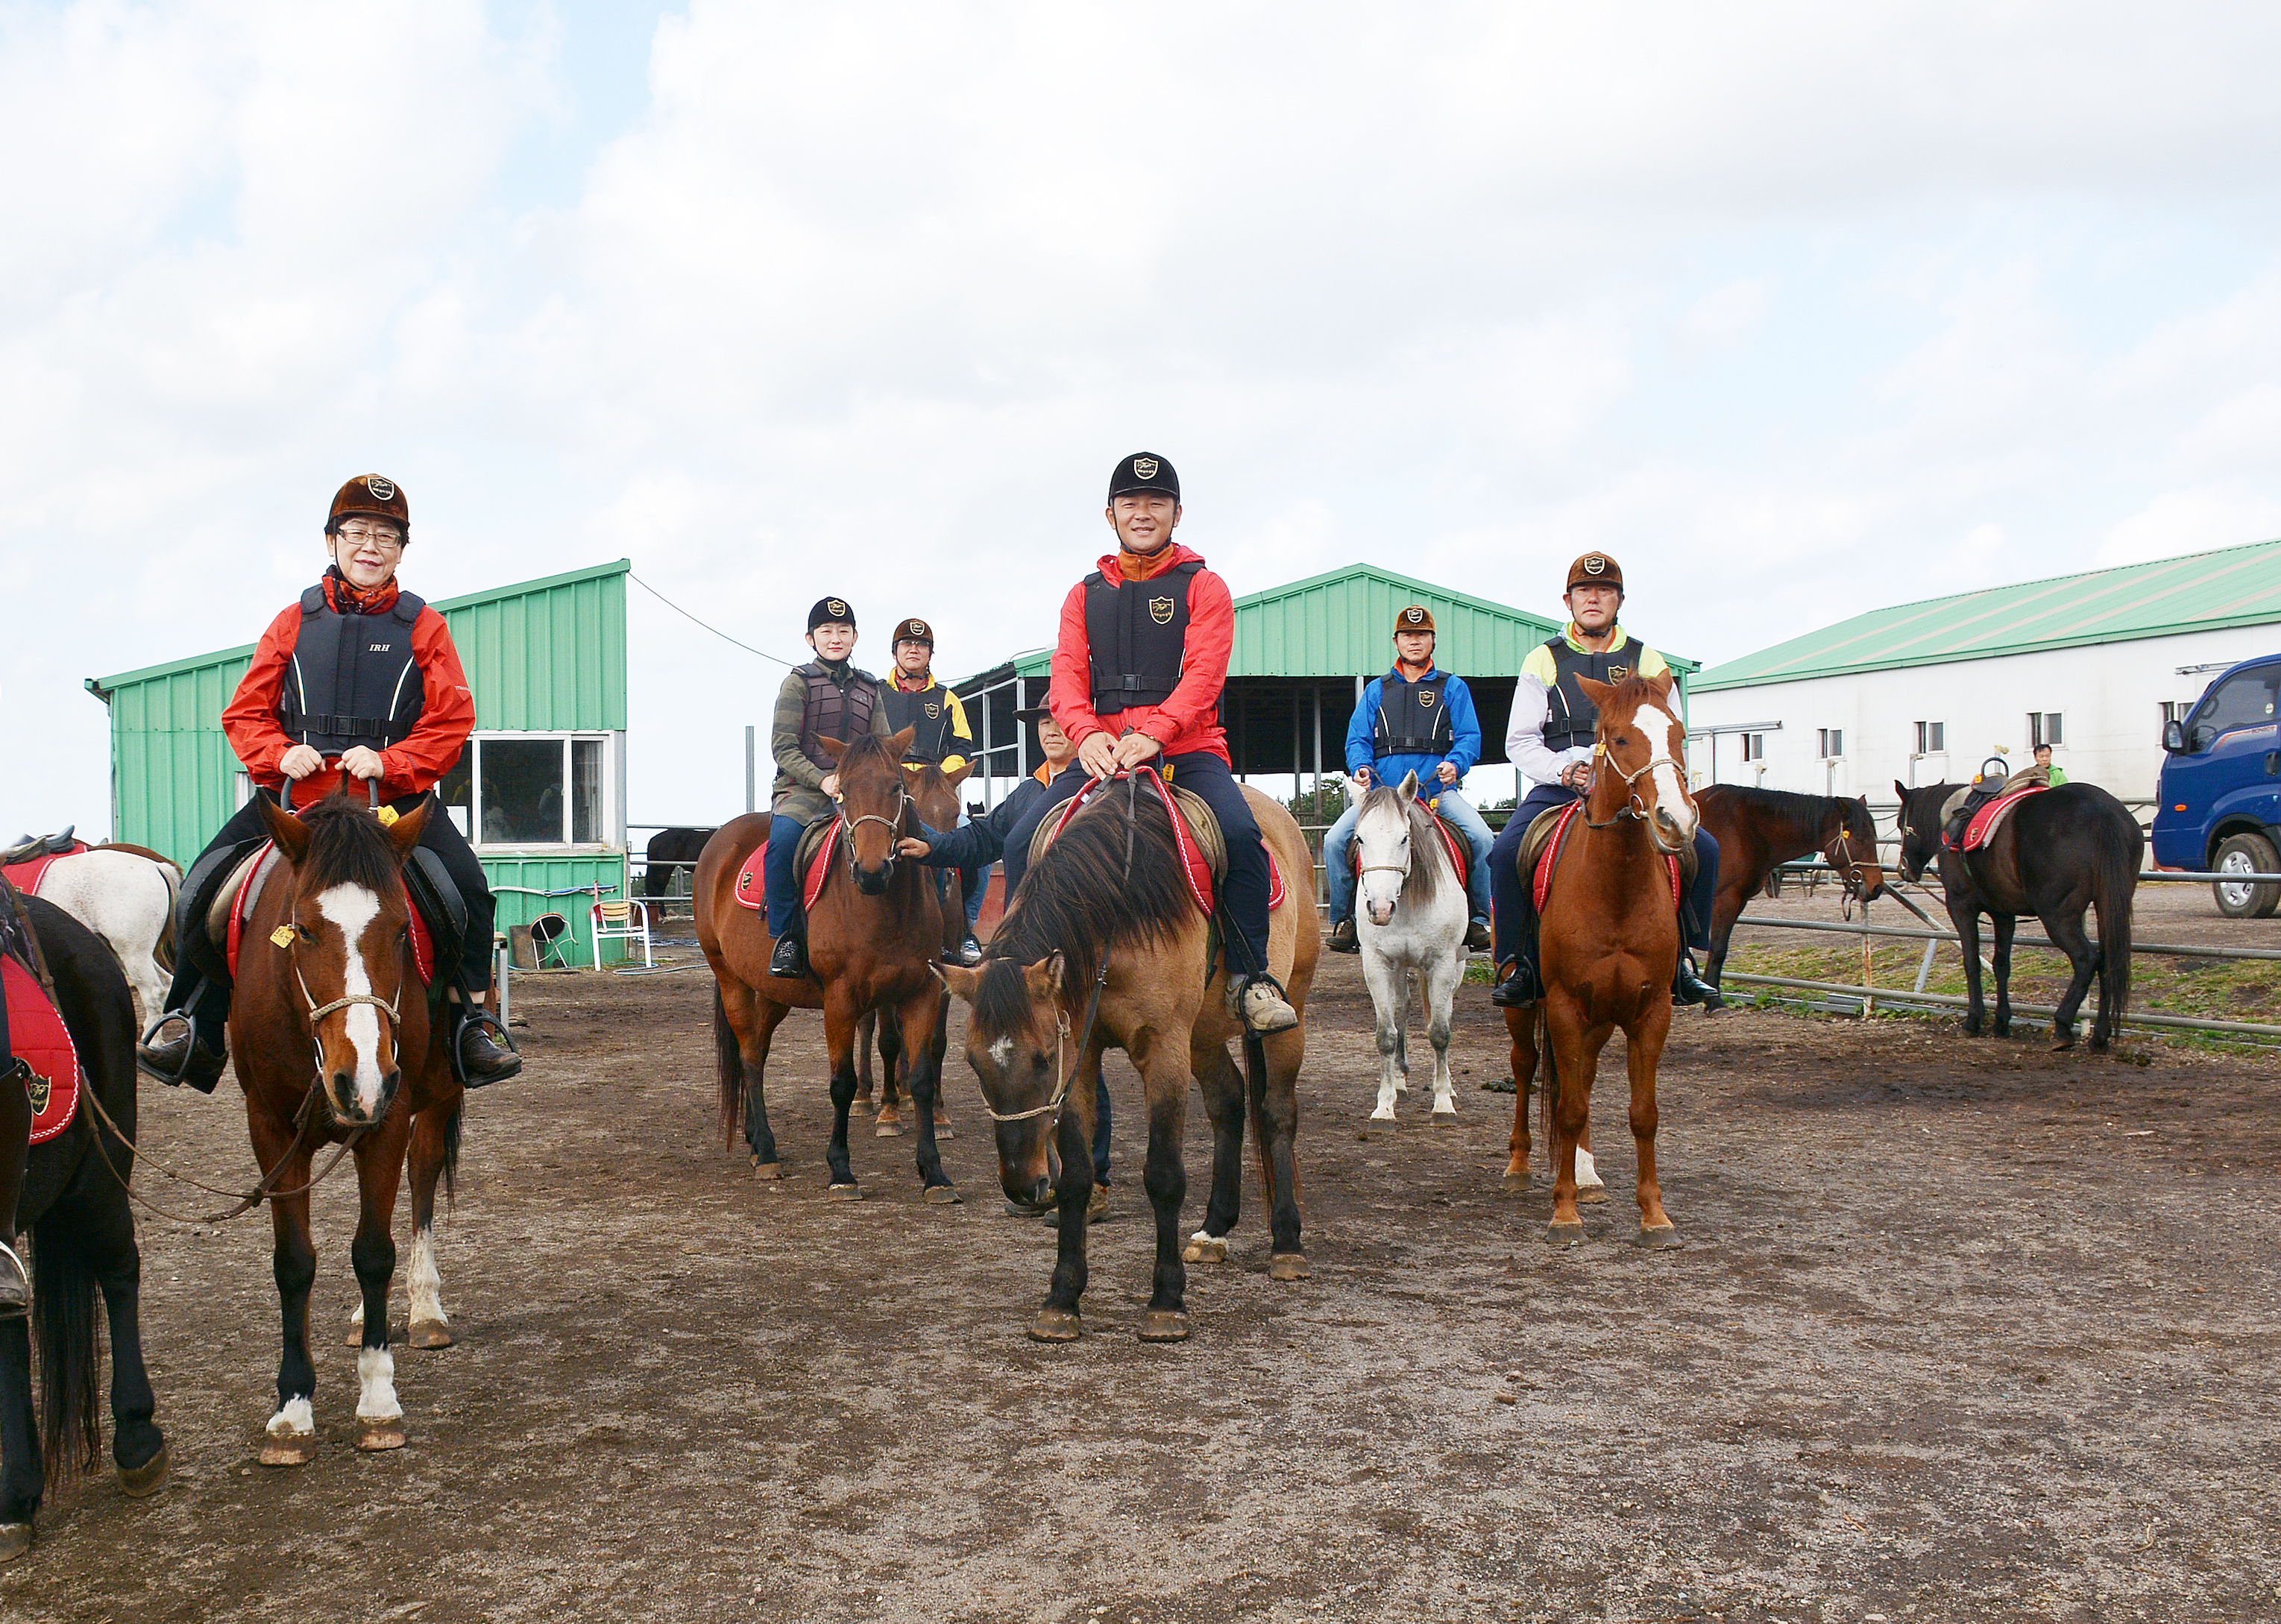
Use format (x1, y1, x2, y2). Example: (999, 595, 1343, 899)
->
(1353, 775, 1470, 1121)
(13, 846, 180, 1022)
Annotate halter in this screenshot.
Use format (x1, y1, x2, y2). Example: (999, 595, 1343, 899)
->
(1579, 747, 1660, 828)
(286, 906, 408, 1092)
(835, 778, 913, 879)
(1356, 799, 1419, 888)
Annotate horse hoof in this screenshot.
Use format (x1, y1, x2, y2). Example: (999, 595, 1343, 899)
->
(752, 1161, 784, 1182)
(1028, 1309, 1082, 1343)
(0, 1523, 29, 1562)
(2049, 1036, 2076, 1053)
(1501, 1172, 1533, 1194)
(342, 1321, 365, 1347)
(117, 1442, 171, 1499)
(1576, 1184, 1609, 1206)
(875, 1120, 904, 1138)
(1546, 1221, 1585, 1247)
(826, 1183, 864, 1202)
(355, 1417, 406, 1453)
(922, 1183, 963, 1206)
(1368, 1104, 1395, 1122)
(409, 1318, 454, 1350)
(259, 1433, 317, 1468)
(1138, 1310, 1192, 1343)
(1183, 1232, 1229, 1264)
(1635, 1224, 1678, 1249)
(1430, 1103, 1456, 1118)
(1267, 1253, 1310, 1282)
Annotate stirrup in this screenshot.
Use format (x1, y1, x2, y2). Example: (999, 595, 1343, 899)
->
(453, 1007, 522, 1087)
(1233, 972, 1299, 1035)
(1489, 960, 1541, 1008)
(0, 1241, 26, 1321)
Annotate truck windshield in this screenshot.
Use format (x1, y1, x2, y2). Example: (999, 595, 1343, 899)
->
(2190, 667, 2280, 751)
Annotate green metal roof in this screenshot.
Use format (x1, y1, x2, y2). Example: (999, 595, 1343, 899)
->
(1693, 538, 2281, 693)
(983, 562, 1696, 682)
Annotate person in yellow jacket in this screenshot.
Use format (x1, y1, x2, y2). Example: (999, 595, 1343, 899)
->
(879, 618, 984, 962)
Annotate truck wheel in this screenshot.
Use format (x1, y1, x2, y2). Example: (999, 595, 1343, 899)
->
(2212, 832, 2281, 919)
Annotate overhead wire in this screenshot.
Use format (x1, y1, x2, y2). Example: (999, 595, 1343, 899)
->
(629, 572, 797, 667)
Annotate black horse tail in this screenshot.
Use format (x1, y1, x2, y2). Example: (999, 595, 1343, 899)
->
(31, 1220, 104, 1489)
(714, 984, 743, 1149)
(1243, 1030, 1276, 1210)
(2094, 822, 2138, 1042)
(438, 1095, 464, 1207)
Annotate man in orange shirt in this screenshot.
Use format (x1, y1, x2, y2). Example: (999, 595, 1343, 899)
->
(137, 475, 520, 1090)
(998, 453, 1297, 1034)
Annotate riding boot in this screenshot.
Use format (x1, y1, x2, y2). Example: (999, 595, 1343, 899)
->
(1327, 919, 1359, 954)
(1463, 919, 1492, 954)
(453, 980, 523, 1086)
(1489, 901, 1544, 1008)
(1229, 973, 1300, 1034)
(136, 979, 230, 1093)
(1672, 949, 1721, 1010)
(767, 920, 810, 981)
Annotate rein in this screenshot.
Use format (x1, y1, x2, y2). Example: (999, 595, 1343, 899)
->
(79, 1075, 371, 1227)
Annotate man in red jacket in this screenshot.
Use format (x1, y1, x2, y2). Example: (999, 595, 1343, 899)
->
(136, 474, 520, 1091)
(998, 453, 1297, 1034)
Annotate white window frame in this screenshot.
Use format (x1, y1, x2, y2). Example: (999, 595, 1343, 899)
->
(1914, 720, 1945, 755)
(1819, 728, 1845, 760)
(455, 731, 621, 852)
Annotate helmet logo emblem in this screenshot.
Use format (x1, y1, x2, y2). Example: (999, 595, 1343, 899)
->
(1132, 457, 1160, 479)
(1149, 596, 1176, 625)
(367, 476, 395, 500)
(1405, 608, 1423, 624)
(827, 599, 847, 617)
(1582, 556, 1605, 576)
(909, 620, 925, 637)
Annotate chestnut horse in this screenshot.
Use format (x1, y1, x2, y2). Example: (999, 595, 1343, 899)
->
(696, 729, 956, 1202)
(1695, 786, 1886, 995)
(234, 793, 465, 1467)
(1501, 673, 1696, 1246)
(940, 770, 1319, 1344)
(854, 759, 972, 1137)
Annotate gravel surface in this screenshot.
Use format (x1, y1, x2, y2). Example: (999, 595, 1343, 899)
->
(4, 951, 2275, 1623)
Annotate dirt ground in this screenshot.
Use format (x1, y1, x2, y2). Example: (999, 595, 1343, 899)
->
(4, 945, 2277, 1623)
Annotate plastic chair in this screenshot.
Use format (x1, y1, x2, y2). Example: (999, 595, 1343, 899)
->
(589, 897, 654, 969)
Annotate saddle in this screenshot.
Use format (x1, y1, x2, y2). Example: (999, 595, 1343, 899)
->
(731, 817, 843, 914)
(207, 842, 439, 991)
(1940, 762, 2053, 852)
(1027, 771, 1286, 916)
(1945, 782, 2051, 854)
(1, 828, 89, 893)
(1527, 801, 1683, 914)
(0, 878, 81, 1145)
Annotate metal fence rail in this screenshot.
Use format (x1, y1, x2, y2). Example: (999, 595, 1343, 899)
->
(1723, 972, 2281, 1042)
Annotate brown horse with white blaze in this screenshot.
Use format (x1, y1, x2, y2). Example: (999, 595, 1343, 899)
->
(233, 792, 465, 1467)
(695, 728, 957, 1202)
(1503, 673, 1696, 1246)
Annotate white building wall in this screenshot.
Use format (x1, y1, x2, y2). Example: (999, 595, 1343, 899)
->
(1686, 625, 2281, 803)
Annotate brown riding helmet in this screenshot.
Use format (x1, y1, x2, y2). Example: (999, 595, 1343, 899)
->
(1393, 605, 1436, 635)
(894, 617, 935, 647)
(1566, 552, 1622, 591)
(328, 474, 410, 538)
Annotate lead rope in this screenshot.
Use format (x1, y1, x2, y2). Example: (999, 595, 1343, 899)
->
(78, 1077, 370, 1226)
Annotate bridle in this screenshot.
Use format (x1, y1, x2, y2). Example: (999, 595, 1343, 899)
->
(835, 777, 913, 879)
(286, 904, 409, 1092)
(1579, 743, 1664, 830)
(1356, 800, 1418, 893)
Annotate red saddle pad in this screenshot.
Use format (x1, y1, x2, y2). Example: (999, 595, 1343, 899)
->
(3, 955, 80, 1145)
(226, 842, 432, 986)
(1533, 802, 1680, 913)
(1, 841, 89, 896)
(732, 822, 843, 913)
(1045, 771, 1286, 916)
(1955, 785, 2049, 852)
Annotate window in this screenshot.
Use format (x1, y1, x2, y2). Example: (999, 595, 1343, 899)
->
(1740, 733, 1765, 763)
(2029, 712, 2063, 748)
(1914, 720, 1945, 755)
(2188, 670, 2280, 752)
(2160, 700, 2194, 726)
(1818, 728, 1844, 759)
(438, 734, 614, 848)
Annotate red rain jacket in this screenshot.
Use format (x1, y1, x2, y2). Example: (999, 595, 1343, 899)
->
(1048, 543, 1233, 766)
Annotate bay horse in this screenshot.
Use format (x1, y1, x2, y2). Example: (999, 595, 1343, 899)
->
(235, 792, 465, 1466)
(855, 759, 972, 1138)
(1503, 673, 1696, 1246)
(1351, 775, 1469, 1121)
(1893, 778, 2140, 1051)
(1, 896, 168, 1560)
(695, 728, 956, 1202)
(939, 770, 1319, 1344)
(1695, 786, 1886, 995)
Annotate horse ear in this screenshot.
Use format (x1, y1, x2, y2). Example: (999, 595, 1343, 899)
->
(887, 726, 917, 758)
(937, 963, 981, 1003)
(1025, 951, 1066, 1000)
(940, 760, 975, 788)
(1893, 779, 1910, 802)
(1646, 670, 1675, 701)
(386, 798, 432, 857)
(1575, 675, 1614, 708)
(814, 735, 849, 761)
(1397, 769, 1420, 800)
(258, 796, 312, 864)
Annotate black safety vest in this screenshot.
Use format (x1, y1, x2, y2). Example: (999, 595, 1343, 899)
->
(1374, 671, 1453, 758)
(881, 682, 957, 764)
(796, 661, 878, 764)
(277, 585, 429, 756)
(1083, 560, 1203, 716)
(1541, 635, 1647, 753)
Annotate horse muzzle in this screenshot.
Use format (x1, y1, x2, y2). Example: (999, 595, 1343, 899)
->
(1649, 808, 1693, 855)
(852, 860, 894, 895)
(325, 1068, 399, 1127)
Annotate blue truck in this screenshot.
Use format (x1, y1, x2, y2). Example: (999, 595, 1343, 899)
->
(2153, 652, 2281, 918)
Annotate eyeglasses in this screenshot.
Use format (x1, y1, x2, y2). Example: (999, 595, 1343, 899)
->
(335, 525, 404, 550)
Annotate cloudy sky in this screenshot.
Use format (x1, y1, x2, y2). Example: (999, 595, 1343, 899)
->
(8, 1, 2281, 835)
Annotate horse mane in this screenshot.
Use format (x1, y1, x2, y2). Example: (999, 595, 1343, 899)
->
(975, 782, 1196, 1037)
(836, 731, 904, 778)
(295, 792, 403, 893)
(1707, 785, 1844, 849)
(1598, 675, 1680, 726)
(1358, 784, 1443, 907)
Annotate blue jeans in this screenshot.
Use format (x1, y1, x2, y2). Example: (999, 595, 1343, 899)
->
(1322, 787, 1494, 925)
(764, 813, 808, 940)
(1488, 784, 1720, 970)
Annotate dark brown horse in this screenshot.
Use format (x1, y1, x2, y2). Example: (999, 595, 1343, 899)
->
(854, 760, 971, 1137)
(1, 896, 168, 1559)
(234, 793, 464, 1467)
(940, 772, 1319, 1343)
(1503, 674, 1695, 1245)
(1894, 779, 2140, 1051)
(1696, 786, 1886, 995)
(696, 729, 956, 1201)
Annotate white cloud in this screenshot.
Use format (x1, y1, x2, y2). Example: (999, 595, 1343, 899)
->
(2095, 485, 2281, 567)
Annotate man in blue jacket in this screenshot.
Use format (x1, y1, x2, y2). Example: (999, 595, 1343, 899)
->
(1321, 605, 1495, 954)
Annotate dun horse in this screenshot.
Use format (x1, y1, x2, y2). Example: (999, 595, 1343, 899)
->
(696, 729, 957, 1201)
(940, 769, 1318, 1343)
(1894, 778, 2139, 1050)
(233, 793, 465, 1466)
(1503, 674, 1696, 1245)
(1351, 775, 1470, 1121)
(1, 896, 168, 1559)
(1695, 787, 1886, 995)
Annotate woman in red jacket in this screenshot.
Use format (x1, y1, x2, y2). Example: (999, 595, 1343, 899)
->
(136, 475, 520, 1090)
